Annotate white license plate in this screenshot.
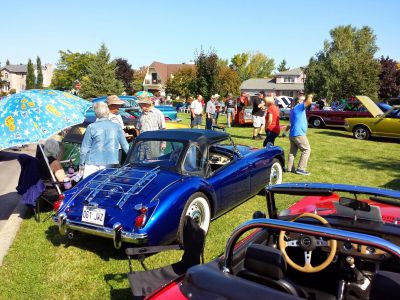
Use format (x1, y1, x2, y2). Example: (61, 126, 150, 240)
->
(81, 206, 106, 226)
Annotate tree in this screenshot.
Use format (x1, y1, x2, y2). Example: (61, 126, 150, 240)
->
(216, 64, 241, 97)
(36, 56, 43, 89)
(305, 25, 381, 99)
(165, 67, 196, 99)
(6, 59, 10, 65)
(115, 58, 134, 94)
(26, 59, 36, 90)
(378, 56, 400, 100)
(79, 43, 124, 99)
(277, 59, 289, 72)
(131, 66, 147, 93)
(195, 48, 219, 101)
(51, 50, 96, 91)
(230, 51, 275, 81)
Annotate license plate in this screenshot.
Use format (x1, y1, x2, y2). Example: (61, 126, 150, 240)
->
(81, 206, 106, 226)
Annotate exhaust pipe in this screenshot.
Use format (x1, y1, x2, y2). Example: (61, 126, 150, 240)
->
(67, 231, 75, 239)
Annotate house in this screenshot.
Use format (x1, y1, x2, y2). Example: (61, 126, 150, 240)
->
(240, 67, 305, 98)
(0, 63, 54, 93)
(143, 61, 195, 95)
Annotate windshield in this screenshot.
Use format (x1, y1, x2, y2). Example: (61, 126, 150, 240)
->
(127, 140, 186, 169)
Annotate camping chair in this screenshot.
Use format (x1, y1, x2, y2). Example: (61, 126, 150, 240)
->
(34, 145, 63, 222)
(125, 216, 206, 299)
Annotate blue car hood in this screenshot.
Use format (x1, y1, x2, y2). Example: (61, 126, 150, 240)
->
(66, 166, 181, 210)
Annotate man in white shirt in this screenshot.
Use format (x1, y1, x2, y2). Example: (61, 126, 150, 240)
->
(106, 95, 125, 130)
(190, 95, 203, 128)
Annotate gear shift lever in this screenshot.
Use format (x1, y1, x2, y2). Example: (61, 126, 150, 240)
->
(346, 256, 365, 284)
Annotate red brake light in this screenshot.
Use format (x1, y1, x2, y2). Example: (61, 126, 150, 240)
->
(135, 214, 146, 228)
(53, 200, 62, 211)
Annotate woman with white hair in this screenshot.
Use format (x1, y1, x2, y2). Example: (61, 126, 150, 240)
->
(43, 138, 68, 183)
(79, 102, 129, 178)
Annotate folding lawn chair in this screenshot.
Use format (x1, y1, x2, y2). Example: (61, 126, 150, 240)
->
(125, 216, 206, 299)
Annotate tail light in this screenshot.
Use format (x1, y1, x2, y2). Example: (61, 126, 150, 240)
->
(53, 194, 65, 212)
(134, 205, 148, 229)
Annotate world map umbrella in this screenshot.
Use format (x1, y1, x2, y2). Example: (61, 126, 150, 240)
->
(0, 89, 91, 150)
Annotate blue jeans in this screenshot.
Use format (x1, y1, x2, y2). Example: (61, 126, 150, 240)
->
(263, 130, 279, 146)
(226, 108, 235, 127)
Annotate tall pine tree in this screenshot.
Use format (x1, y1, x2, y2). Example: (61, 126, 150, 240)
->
(80, 43, 124, 98)
(36, 56, 43, 89)
(26, 59, 36, 90)
(277, 59, 289, 72)
(6, 59, 10, 65)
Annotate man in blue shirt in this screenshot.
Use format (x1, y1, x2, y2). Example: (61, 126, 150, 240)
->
(287, 92, 313, 175)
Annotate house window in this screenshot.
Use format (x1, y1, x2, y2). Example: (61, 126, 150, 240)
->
(5, 73, 8, 79)
(284, 76, 294, 83)
(151, 73, 157, 84)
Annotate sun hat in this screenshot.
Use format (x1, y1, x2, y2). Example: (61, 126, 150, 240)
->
(106, 95, 125, 105)
(137, 92, 153, 104)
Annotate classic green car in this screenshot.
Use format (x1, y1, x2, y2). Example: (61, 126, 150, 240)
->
(344, 96, 400, 140)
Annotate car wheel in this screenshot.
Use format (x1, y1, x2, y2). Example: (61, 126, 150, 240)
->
(311, 117, 323, 128)
(178, 192, 211, 243)
(353, 126, 370, 140)
(269, 159, 283, 185)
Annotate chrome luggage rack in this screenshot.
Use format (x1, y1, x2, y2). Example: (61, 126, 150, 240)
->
(76, 165, 160, 209)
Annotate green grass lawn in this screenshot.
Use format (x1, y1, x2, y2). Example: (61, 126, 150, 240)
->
(0, 113, 399, 299)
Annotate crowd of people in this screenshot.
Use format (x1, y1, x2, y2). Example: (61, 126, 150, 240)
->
(43, 90, 313, 191)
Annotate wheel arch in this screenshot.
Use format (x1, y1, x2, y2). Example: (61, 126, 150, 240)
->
(308, 115, 325, 127)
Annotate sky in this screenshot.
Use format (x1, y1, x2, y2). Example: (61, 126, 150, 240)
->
(1, 0, 399, 70)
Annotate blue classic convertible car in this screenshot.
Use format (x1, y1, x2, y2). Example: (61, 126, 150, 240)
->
(54, 129, 284, 248)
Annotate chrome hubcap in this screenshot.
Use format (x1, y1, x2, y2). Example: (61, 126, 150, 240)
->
(187, 200, 205, 225)
(355, 128, 367, 139)
(270, 163, 282, 185)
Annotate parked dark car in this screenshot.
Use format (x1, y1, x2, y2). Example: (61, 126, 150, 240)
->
(306, 100, 391, 128)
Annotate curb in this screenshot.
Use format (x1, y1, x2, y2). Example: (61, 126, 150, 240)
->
(0, 202, 28, 266)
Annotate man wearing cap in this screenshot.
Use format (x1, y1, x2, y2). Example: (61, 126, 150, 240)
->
(252, 91, 266, 139)
(287, 92, 313, 175)
(137, 92, 166, 133)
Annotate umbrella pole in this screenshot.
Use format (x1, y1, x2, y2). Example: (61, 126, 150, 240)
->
(38, 143, 62, 195)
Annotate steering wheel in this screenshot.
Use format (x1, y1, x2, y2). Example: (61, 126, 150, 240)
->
(279, 213, 337, 273)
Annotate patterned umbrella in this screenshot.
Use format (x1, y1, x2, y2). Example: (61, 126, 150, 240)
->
(0, 89, 91, 150)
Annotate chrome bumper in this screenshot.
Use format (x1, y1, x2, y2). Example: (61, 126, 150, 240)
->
(55, 213, 148, 248)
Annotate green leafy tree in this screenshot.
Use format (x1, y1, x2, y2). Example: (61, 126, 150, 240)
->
(26, 59, 36, 90)
(230, 51, 275, 81)
(165, 67, 196, 99)
(79, 43, 124, 99)
(305, 25, 381, 99)
(131, 66, 147, 93)
(36, 56, 43, 89)
(115, 58, 134, 94)
(277, 59, 289, 72)
(6, 59, 10, 65)
(51, 50, 96, 91)
(195, 48, 219, 101)
(216, 64, 241, 97)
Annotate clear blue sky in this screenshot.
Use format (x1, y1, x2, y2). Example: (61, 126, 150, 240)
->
(1, 0, 399, 69)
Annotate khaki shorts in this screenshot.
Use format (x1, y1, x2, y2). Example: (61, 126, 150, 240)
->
(252, 115, 265, 128)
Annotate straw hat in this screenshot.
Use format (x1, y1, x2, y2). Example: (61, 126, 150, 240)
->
(106, 95, 125, 105)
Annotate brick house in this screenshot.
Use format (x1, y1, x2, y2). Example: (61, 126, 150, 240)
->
(143, 61, 195, 95)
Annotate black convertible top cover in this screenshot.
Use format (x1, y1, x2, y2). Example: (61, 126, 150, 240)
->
(136, 129, 229, 144)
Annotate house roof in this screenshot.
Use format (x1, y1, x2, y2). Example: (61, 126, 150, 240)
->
(275, 68, 303, 76)
(240, 78, 304, 91)
(148, 61, 195, 83)
(1, 64, 27, 73)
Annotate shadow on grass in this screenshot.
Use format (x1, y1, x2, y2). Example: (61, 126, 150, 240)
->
(338, 156, 400, 190)
(104, 273, 131, 300)
(314, 130, 352, 139)
(45, 225, 128, 261)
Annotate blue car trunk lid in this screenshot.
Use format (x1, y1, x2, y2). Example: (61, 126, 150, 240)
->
(70, 166, 180, 211)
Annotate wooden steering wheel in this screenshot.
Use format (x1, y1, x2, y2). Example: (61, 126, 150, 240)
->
(278, 213, 337, 273)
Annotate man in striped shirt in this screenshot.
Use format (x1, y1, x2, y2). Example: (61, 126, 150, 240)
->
(137, 92, 166, 133)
